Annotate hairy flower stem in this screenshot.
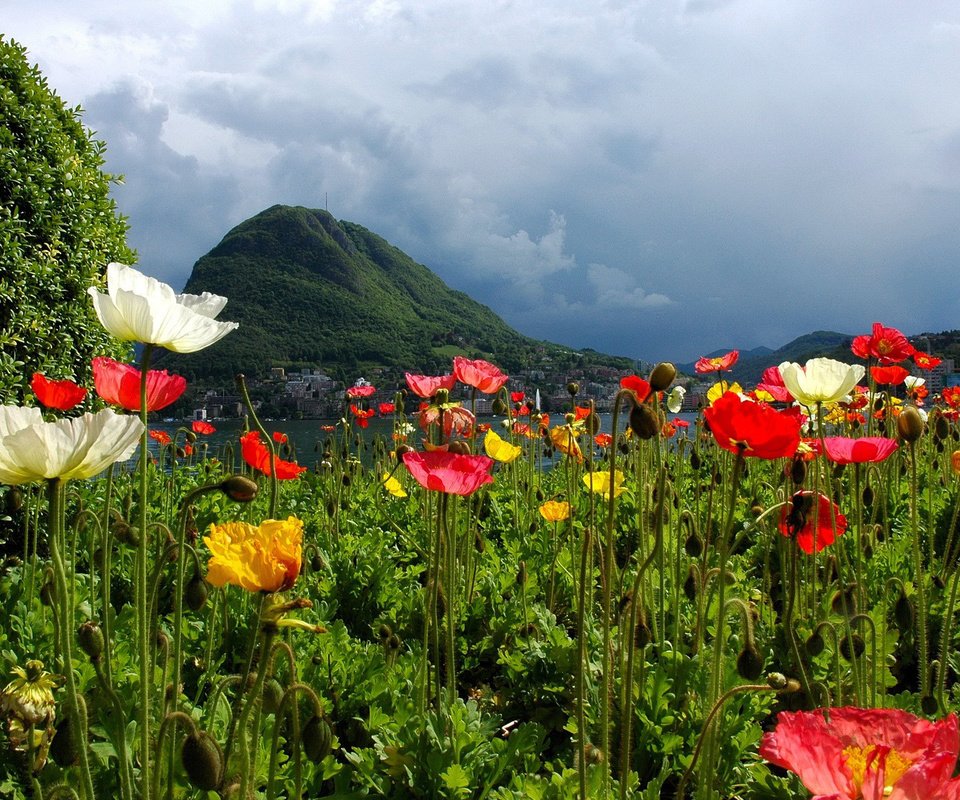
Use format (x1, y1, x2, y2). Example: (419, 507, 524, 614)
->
(907, 442, 931, 700)
(137, 343, 155, 800)
(47, 480, 96, 800)
(575, 527, 592, 800)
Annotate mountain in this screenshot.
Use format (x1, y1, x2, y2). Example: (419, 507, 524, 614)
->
(677, 331, 855, 384)
(166, 205, 634, 382)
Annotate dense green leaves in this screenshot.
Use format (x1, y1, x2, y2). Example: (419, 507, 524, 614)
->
(0, 36, 132, 403)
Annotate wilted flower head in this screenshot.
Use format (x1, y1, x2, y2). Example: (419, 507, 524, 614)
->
(88, 262, 238, 352)
(204, 516, 304, 593)
(1, 660, 57, 771)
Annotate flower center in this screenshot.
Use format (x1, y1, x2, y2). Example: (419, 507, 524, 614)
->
(842, 745, 912, 796)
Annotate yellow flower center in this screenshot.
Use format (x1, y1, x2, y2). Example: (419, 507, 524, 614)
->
(842, 745, 912, 796)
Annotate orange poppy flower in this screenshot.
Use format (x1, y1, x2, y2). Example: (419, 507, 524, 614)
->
(31, 373, 86, 411)
(694, 350, 739, 374)
(239, 431, 307, 479)
(192, 420, 216, 435)
(871, 365, 909, 386)
(350, 405, 375, 428)
(914, 351, 942, 370)
(452, 356, 509, 394)
(149, 429, 171, 446)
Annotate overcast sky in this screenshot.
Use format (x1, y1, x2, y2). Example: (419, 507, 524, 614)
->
(6, 1, 960, 362)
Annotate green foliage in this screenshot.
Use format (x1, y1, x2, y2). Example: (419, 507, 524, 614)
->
(171, 204, 633, 381)
(0, 37, 133, 402)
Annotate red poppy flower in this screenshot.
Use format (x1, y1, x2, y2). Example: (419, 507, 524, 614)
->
(512, 422, 531, 437)
(822, 436, 899, 465)
(31, 373, 87, 411)
(871, 365, 909, 386)
(319, 424, 336, 432)
(914, 351, 943, 370)
(851, 322, 916, 364)
(239, 431, 307, 479)
(402, 450, 495, 495)
(476, 423, 491, 434)
(755, 365, 793, 403)
(272, 431, 288, 444)
(703, 392, 802, 459)
(672, 418, 690, 428)
(760, 707, 960, 800)
(842, 388, 870, 410)
(192, 420, 216, 435)
(779, 491, 847, 553)
(378, 402, 396, 416)
(405, 372, 456, 399)
(694, 350, 739, 374)
(943, 387, 960, 410)
(574, 405, 592, 421)
(594, 432, 613, 448)
(149, 429, 171, 446)
(510, 391, 525, 403)
(619, 375, 652, 402)
(181, 444, 193, 457)
(346, 384, 376, 399)
(452, 356, 508, 394)
(350, 405, 376, 428)
(92, 356, 187, 412)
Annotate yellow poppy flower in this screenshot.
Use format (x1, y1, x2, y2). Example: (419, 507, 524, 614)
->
(484, 429, 522, 463)
(204, 516, 304, 593)
(549, 425, 582, 461)
(582, 470, 627, 498)
(539, 500, 571, 522)
(707, 380, 742, 406)
(382, 472, 407, 498)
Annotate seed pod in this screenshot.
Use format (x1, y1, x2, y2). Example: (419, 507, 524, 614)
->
(302, 716, 334, 763)
(182, 731, 224, 791)
(737, 645, 764, 680)
(897, 406, 924, 443)
(219, 475, 258, 503)
(649, 362, 676, 392)
(628, 403, 660, 440)
(185, 571, 209, 611)
(77, 621, 104, 661)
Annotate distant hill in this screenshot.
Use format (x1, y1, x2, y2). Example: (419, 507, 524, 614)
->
(165, 205, 634, 382)
(678, 331, 855, 384)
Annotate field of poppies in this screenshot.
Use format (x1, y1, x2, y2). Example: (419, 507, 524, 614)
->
(2, 263, 960, 799)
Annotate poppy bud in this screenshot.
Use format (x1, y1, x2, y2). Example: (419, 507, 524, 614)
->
(185, 571, 209, 611)
(935, 415, 950, 441)
(302, 716, 334, 763)
(182, 731, 224, 791)
(78, 621, 104, 661)
(862, 484, 874, 507)
(567, 382, 580, 396)
(492, 397, 508, 415)
(737, 644, 764, 680)
(50, 715, 80, 766)
(387, 633, 402, 650)
(684, 532, 703, 557)
(831, 584, 858, 618)
(584, 743, 604, 764)
(635, 616, 652, 648)
(219, 475, 259, 503)
(897, 406, 924, 443)
(5, 488, 22, 514)
(341, 473, 351, 487)
(310, 554, 324, 572)
(434, 388, 449, 405)
(378, 624, 393, 641)
(649, 362, 676, 392)
(628, 403, 660, 440)
(585, 412, 601, 435)
(894, 590, 914, 631)
(683, 566, 698, 601)
(921, 695, 939, 715)
(839, 633, 865, 661)
(449, 440, 471, 455)
(263, 678, 284, 715)
(805, 630, 825, 656)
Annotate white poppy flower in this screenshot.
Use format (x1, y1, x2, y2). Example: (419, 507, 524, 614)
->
(0, 407, 143, 484)
(778, 358, 865, 408)
(88, 263, 238, 353)
(667, 386, 686, 414)
(904, 375, 926, 391)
